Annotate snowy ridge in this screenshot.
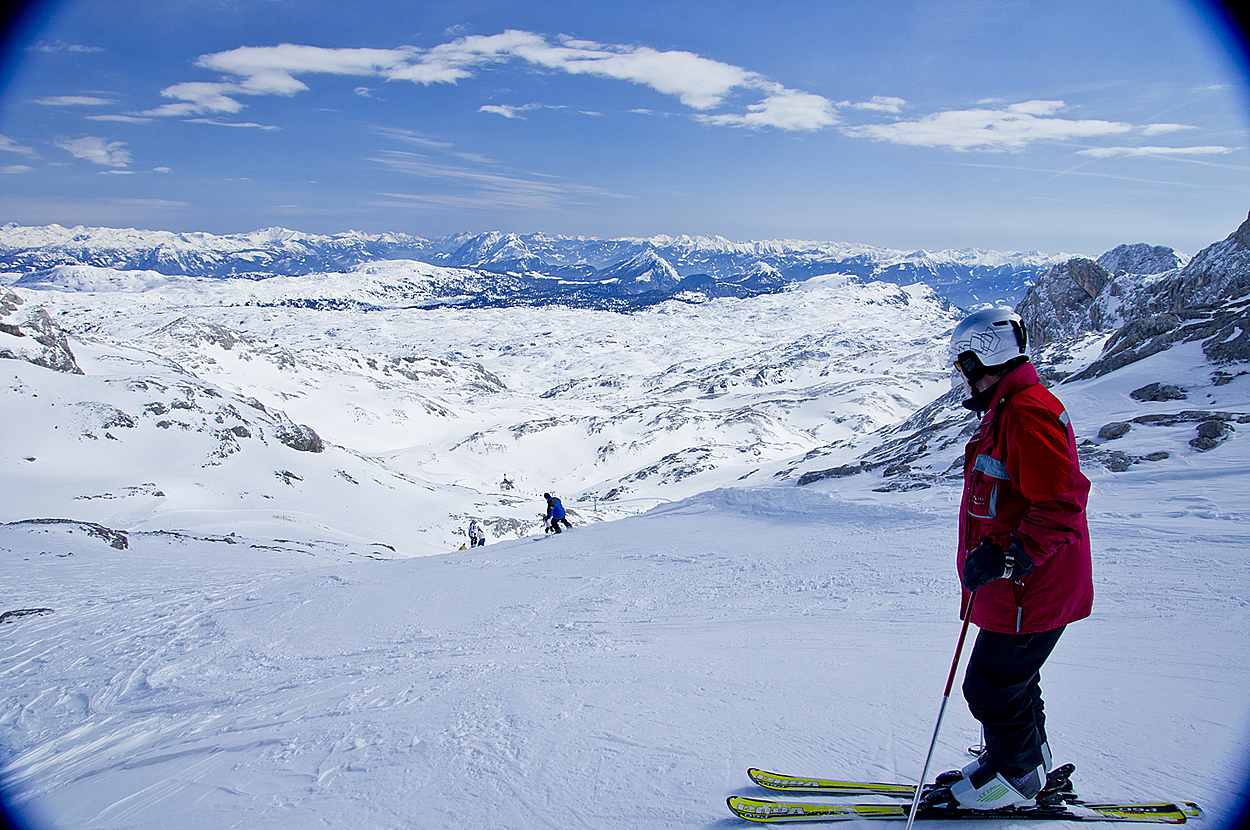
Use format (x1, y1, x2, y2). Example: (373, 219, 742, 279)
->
(0, 223, 1070, 309)
(0, 223, 431, 280)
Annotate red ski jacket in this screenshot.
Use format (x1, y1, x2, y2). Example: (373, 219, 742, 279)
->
(957, 362, 1093, 634)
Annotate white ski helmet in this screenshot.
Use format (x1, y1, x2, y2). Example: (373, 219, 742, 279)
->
(949, 307, 1029, 382)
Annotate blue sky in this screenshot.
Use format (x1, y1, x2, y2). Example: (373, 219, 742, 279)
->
(0, 0, 1247, 255)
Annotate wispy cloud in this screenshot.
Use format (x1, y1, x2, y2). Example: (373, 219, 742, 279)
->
(53, 136, 132, 167)
(842, 100, 1133, 151)
(112, 197, 189, 207)
(1139, 123, 1199, 136)
(369, 147, 627, 211)
(1076, 144, 1233, 158)
(146, 32, 838, 131)
(479, 103, 546, 119)
(2, 165, 34, 174)
(849, 96, 907, 114)
(29, 41, 102, 53)
(374, 127, 495, 163)
(86, 114, 153, 123)
(142, 82, 248, 117)
(1, 135, 38, 156)
(185, 118, 280, 131)
(34, 95, 115, 106)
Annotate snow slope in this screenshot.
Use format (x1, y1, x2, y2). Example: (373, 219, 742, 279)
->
(2, 473, 1248, 830)
(0, 274, 960, 552)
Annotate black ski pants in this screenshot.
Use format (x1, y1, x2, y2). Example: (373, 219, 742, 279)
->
(962, 625, 1065, 779)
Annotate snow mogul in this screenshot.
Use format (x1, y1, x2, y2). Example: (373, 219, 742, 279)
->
(946, 307, 1093, 810)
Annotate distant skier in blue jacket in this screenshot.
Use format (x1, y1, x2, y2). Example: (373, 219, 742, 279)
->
(543, 493, 573, 533)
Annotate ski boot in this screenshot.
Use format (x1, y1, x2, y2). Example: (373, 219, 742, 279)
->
(950, 761, 1046, 809)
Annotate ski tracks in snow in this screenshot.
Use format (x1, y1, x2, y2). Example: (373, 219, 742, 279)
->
(2, 485, 1250, 827)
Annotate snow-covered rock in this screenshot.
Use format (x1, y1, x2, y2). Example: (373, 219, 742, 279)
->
(1097, 242, 1186, 276)
(0, 289, 81, 374)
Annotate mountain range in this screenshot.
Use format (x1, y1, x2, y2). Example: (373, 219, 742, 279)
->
(0, 213, 1243, 556)
(0, 223, 1085, 310)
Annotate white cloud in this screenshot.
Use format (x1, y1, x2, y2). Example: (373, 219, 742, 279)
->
(0, 135, 37, 156)
(1004, 100, 1068, 117)
(29, 41, 102, 53)
(851, 96, 907, 113)
(185, 119, 280, 131)
(143, 82, 247, 117)
(2, 164, 34, 174)
(53, 136, 132, 167)
(151, 31, 837, 131)
(480, 104, 526, 119)
(842, 100, 1133, 151)
(196, 44, 422, 95)
(1076, 145, 1233, 158)
(34, 95, 115, 106)
(479, 103, 548, 120)
(86, 114, 153, 123)
(513, 35, 754, 110)
(701, 86, 838, 131)
(1140, 123, 1198, 136)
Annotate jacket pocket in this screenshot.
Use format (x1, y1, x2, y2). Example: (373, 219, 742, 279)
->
(967, 453, 1007, 520)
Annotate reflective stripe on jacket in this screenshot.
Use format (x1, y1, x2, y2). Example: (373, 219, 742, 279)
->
(958, 362, 1094, 634)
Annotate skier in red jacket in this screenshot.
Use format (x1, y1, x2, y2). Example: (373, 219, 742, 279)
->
(946, 308, 1093, 810)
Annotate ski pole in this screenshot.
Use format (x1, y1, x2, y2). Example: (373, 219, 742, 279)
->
(903, 591, 976, 830)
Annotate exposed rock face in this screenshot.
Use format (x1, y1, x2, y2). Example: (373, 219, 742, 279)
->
(1097, 243, 1184, 277)
(0, 290, 83, 374)
(1016, 258, 1115, 347)
(1191, 419, 1234, 451)
(1148, 213, 1250, 311)
(273, 421, 325, 453)
(1018, 212, 1250, 378)
(1130, 383, 1187, 402)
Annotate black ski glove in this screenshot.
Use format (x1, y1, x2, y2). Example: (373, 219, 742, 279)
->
(962, 538, 1034, 592)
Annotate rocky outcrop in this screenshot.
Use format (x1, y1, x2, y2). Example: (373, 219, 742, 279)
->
(1018, 212, 1250, 377)
(1097, 243, 1184, 277)
(1145, 212, 1250, 312)
(0, 290, 83, 373)
(1016, 258, 1116, 347)
(273, 421, 325, 453)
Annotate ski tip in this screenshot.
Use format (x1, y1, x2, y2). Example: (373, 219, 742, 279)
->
(1180, 801, 1203, 819)
(727, 795, 775, 823)
(746, 768, 790, 790)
